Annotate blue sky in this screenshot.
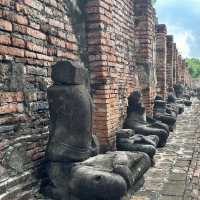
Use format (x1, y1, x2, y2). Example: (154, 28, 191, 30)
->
(155, 0, 200, 58)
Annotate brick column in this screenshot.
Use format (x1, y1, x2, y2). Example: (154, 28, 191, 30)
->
(173, 43, 177, 85)
(86, 0, 136, 151)
(156, 24, 167, 99)
(176, 54, 183, 83)
(135, 0, 157, 114)
(166, 35, 174, 89)
(181, 59, 187, 85)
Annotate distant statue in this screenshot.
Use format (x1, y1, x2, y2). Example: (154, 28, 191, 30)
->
(44, 61, 151, 200)
(116, 129, 159, 160)
(174, 84, 192, 106)
(124, 91, 169, 147)
(153, 98, 177, 131)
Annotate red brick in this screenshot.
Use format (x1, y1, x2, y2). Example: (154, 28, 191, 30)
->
(0, 45, 24, 57)
(27, 27, 46, 40)
(14, 15, 28, 25)
(12, 37, 25, 48)
(16, 3, 29, 14)
(37, 53, 53, 61)
(0, 103, 18, 114)
(13, 24, 27, 34)
(49, 18, 64, 29)
(48, 36, 65, 48)
(47, 48, 57, 56)
(66, 42, 78, 51)
(57, 50, 77, 60)
(25, 50, 37, 58)
(0, 19, 12, 32)
(0, 34, 11, 45)
(0, 0, 10, 6)
(0, 92, 24, 103)
(24, 0, 43, 11)
(29, 21, 40, 30)
(27, 41, 47, 54)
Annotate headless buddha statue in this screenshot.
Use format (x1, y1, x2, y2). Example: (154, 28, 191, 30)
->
(44, 61, 151, 200)
(124, 91, 169, 147)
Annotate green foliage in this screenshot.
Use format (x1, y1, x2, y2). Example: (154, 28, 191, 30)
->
(151, 0, 157, 5)
(186, 58, 200, 78)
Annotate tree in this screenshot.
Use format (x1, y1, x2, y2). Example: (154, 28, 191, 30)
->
(186, 58, 200, 78)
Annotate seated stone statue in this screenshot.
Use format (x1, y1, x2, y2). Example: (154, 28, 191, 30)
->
(116, 129, 159, 159)
(44, 61, 151, 200)
(153, 99, 177, 131)
(174, 84, 192, 106)
(167, 93, 184, 115)
(124, 91, 169, 147)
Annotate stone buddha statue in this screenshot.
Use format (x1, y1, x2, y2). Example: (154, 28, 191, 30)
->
(116, 129, 159, 160)
(174, 84, 192, 106)
(44, 61, 151, 200)
(124, 91, 169, 147)
(153, 98, 177, 131)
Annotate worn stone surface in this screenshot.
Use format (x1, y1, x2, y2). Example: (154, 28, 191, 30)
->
(133, 98, 200, 200)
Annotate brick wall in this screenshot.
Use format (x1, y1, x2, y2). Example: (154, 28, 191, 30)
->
(135, 0, 157, 114)
(176, 54, 183, 83)
(156, 24, 167, 99)
(0, 0, 87, 199)
(166, 35, 174, 89)
(173, 43, 177, 85)
(86, 0, 138, 151)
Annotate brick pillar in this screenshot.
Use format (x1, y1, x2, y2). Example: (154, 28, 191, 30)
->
(135, 0, 157, 114)
(166, 35, 174, 89)
(156, 24, 167, 99)
(181, 59, 187, 85)
(86, 0, 136, 152)
(173, 43, 177, 85)
(176, 55, 183, 83)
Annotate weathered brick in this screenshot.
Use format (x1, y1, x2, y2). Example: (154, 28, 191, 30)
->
(13, 23, 27, 34)
(14, 15, 28, 25)
(36, 53, 53, 61)
(0, 92, 24, 103)
(48, 36, 65, 48)
(49, 18, 64, 29)
(0, 34, 11, 45)
(26, 41, 47, 54)
(0, 0, 10, 6)
(12, 37, 25, 48)
(0, 103, 18, 114)
(0, 19, 12, 32)
(27, 27, 46, 40)
(24, 0, 43, 11)
(25, 50, 37, 58)
(0, 45, 24, 57)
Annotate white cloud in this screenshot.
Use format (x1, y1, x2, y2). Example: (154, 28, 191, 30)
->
(155, 0, 200, 58)
(167, 25, 194, 58)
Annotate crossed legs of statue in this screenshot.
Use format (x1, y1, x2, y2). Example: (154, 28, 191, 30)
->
(46, 151, 151, 200)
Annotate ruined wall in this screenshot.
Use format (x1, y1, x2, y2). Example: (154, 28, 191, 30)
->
(135, 0, 157, 114)
(173, 43, 177, 85)
(156, 24, 167, 99)
(176, 54, 183, 83)
(86, 0, 138, 151)
(166, 35, 174, 89)
(0, 0, 86, 199)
